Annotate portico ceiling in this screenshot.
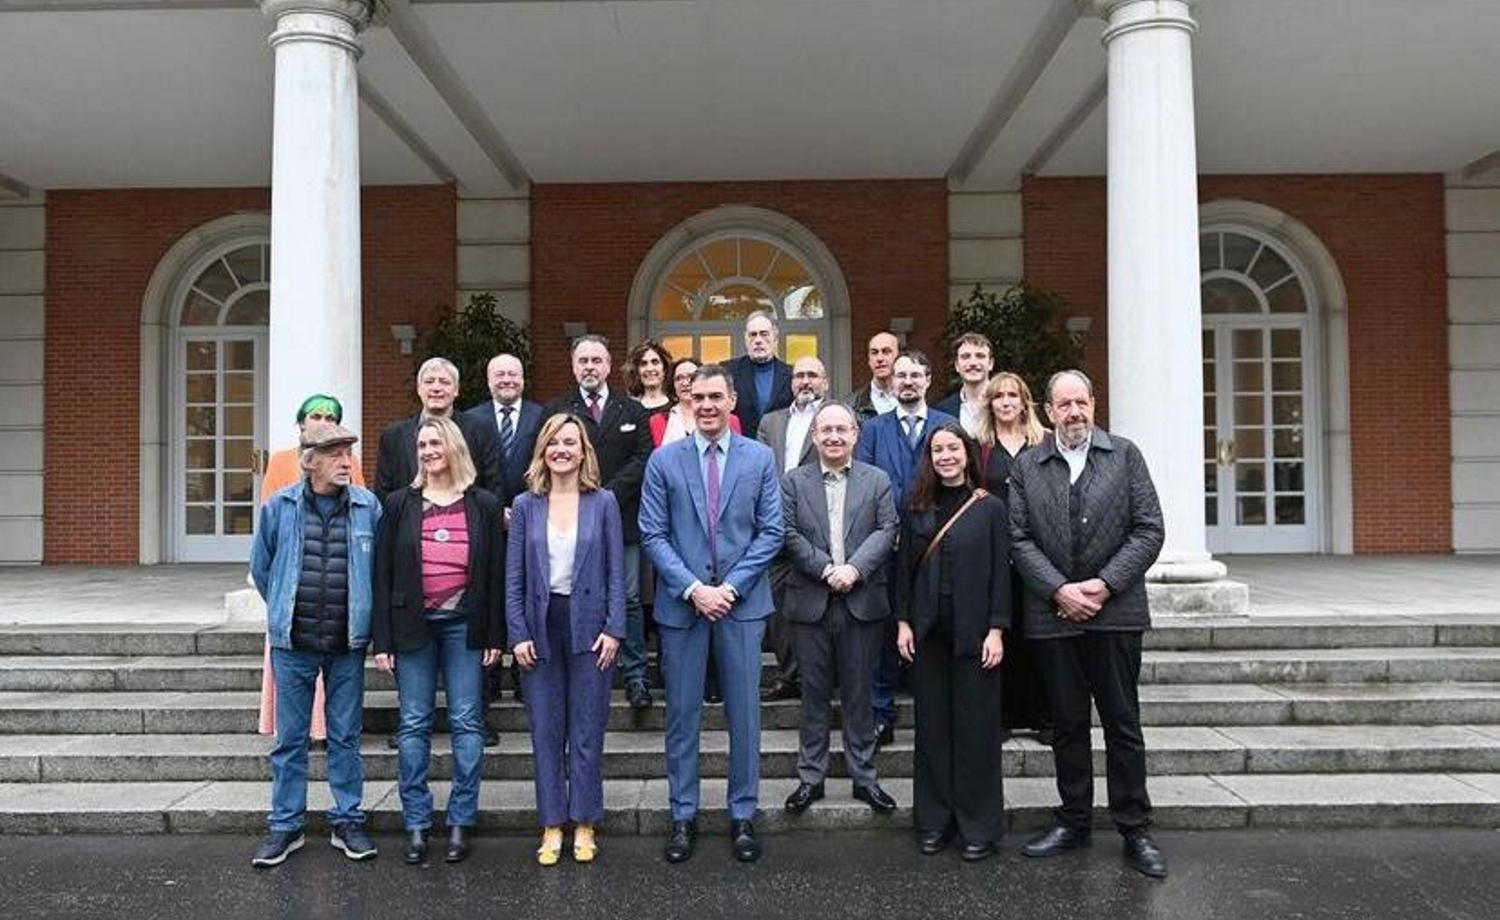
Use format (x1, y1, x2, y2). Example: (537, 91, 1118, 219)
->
(0, 0, 1497, 193)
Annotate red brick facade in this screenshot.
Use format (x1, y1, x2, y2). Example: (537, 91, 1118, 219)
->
(528, 180, 950, 399)
(1022, 175, 1451, 553)
(44, 185, 455, 563)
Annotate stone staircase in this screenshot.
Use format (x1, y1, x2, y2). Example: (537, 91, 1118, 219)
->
(0, 616, 1498, 834)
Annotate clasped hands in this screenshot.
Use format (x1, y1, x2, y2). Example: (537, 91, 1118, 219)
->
(690, 583, 736, 621)
(374, 648, 504, 672)
(1054, 578, 1111, 621)
(823, 563, 861, 594)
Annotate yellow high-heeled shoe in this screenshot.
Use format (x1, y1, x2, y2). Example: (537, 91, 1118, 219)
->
(573, 824, 597, 863)
(536, 826, 563, 866)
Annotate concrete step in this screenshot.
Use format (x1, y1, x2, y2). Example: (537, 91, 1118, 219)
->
(2, 725, 1496, 784)
(4, 646, 1499, 693)
(2, 773, 1497, 834)
(1, 614, 1496, 658)
(2, 683, 1497, 735)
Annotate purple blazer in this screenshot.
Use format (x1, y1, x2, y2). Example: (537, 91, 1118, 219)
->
(505, 488, 627, 662)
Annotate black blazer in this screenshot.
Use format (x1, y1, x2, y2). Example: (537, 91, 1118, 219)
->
(374, 411, 505, 505)
(543, 389, 653, 542)
(897, 490, 1012, 656)
(461, 399, 545, 506)
(372, 486, 506, 654)
(726, 354, 792, 441)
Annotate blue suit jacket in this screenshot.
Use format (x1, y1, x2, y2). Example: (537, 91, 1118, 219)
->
(726, 354, 792, 443)
(504, 489, 626, 662)
(463, 399, 545, 507)
(639, 432, 784, 628)
(855, 406, 958, 516)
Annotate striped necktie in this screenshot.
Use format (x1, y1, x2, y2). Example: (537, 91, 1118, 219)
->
(498, 405, 516, 458)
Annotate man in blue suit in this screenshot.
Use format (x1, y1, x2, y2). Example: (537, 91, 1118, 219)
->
(463, 353, 545, 514)
(640, 364, 784, 865)
(854, 350, 955, 747)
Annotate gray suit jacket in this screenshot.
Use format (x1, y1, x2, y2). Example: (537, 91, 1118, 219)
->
(780, 460, 899, 623)
(756, 404, 819, 473)
(1008, 428, 1165, 638)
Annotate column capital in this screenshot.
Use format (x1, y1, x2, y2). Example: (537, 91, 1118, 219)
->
(1082, 0, 1197, 42)
(261, 0, 375, 54)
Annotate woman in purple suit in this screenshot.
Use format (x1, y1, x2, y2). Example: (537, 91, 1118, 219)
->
(506, 413, 625, 865)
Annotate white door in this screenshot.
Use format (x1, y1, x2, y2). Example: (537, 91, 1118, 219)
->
(174, 332, 267, 561)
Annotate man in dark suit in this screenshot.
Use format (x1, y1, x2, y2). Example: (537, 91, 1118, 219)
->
(843, 331, 900, 421)
(725, 310, 792, 440)
(781, 402, 899, 816)
(1009, 369, 1168, 879)
(544, 334, 655, 708)
(933, 332, 994, 438)
(755, 355, 828, 701)
(854, 350, 956, 746)
(374, 356, 506, 747)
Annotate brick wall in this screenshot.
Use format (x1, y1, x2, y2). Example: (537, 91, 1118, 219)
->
(1023, 174, 1451, 553)
(44, 185, 455, 563)
(529, 180, 950, 400)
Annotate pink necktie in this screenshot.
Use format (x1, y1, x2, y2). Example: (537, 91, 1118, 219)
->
(706, 442, 721, 578)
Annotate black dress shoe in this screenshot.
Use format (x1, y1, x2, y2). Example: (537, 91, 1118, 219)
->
(482, 724, 500, 747)
(1123, 831, 1168, 878)
(784, 781, 825, 814)
(759, 680, 800, 702)
(874, 722, 895, 750)
(444, 826, 470, 864)
(403, 829, 429, 865)
(917, 829, 952, 856)
(1022, 824, 1091, 858)
(730, 819, 761, 862)
(626, 680, 653, 710)
(960, 840, 995, 862)
(704, 687, 723, 705)
(663, 819, 697, 863)
(852, 783, 897, 814)
(386, 734, 400, 750)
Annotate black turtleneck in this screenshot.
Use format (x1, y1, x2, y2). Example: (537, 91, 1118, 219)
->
(934, 482, 972, 595)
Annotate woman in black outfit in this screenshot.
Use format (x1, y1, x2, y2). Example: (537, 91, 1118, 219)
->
(974, 371, 1053, 744)
(896, 422, 1012, 861)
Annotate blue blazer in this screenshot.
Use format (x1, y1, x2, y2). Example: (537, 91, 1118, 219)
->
(726, 354, 792, 442)
(504, 489, 626, 662)
(463, 399, 545, 506)
(855, 406, 958, 516)
(639, 432, 785, 628)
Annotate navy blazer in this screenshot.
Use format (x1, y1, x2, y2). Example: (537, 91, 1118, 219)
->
(726, 354, 792, 442)
(504, 489, 627, 662)
(854, 406, 958, 517)
(462, 399, 545, 506)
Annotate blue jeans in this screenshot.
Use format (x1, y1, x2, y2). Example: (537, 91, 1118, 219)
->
(268, 647, 366, 832)
(394, 616, 485, 830)
(616, 542, 649, 686)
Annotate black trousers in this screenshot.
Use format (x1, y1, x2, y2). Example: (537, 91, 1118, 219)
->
(1000, 572, 1050, 732)
(1034, 630, 1151, 834)
(911, 603, 1004, 845)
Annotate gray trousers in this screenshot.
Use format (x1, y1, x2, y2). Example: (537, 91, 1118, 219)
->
(791, 597, 884, 787)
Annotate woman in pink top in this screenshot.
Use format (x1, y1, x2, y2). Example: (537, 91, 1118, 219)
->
(373, 417, 505, 866)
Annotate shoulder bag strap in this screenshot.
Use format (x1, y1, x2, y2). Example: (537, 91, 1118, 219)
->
(918, 488, 989, 569)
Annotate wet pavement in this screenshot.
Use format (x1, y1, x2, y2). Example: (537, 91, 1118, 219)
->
(0, 828, 1495, 920)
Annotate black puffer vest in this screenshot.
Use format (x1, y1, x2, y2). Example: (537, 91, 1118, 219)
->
(291, 486, 352, 653)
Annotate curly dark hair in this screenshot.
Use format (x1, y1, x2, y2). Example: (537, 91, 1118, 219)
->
(623, 339, 675, 398)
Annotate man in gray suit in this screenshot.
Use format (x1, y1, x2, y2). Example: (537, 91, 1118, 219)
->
(779, 402, 900, 815)
(756, 355, 828, 701)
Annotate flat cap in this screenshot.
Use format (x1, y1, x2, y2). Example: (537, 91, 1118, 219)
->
(299, 421, 359, 451)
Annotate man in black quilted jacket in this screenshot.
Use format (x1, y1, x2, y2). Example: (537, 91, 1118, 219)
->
(1008, 369, 1168, 879)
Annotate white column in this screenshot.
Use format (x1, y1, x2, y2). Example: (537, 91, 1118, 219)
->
(1094, 0, 1224, 582)
(261, 0, 371, 448)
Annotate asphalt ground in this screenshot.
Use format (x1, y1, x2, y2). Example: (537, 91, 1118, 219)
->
(1, 828, 1496, 920)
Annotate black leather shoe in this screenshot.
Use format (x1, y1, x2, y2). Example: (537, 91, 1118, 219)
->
(759, 680, 800, 702)
(626, 680, 653, 710)
(730, 819, 761, 862)
(663, 820, 697, 863)
(917, 829, 952, 856)
(784, 781, 825, 814)
(704, 687, 723, 705)
(444, 826, 470, 864)
(403, 829, 429, 865)
(1123, 831, 1168, 878)
(386, 734, 399, 750)
(874, 722, 895, 750)
(1022, 824, 1091, 858)
(482, 724, 500, 748)
(852, 783, 897, 814)
(960, 840, 995, 862)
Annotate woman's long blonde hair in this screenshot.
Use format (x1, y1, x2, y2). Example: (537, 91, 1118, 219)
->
(526, 413, 602, 494)
(409, 416, 478, 492)
(974, 371, 1047, 448)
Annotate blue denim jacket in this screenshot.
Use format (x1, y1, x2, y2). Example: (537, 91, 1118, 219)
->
(251, 479, 382, 651)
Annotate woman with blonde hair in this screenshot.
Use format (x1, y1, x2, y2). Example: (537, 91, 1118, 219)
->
(973, 371, 1052, 744)
(373, 416, 505, 866)
(506, 413, 625, 865)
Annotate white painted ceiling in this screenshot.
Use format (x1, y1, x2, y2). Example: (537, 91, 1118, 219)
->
(0, 0, 1496, 192)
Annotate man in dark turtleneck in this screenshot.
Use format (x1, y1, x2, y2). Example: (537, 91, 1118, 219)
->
(725, 310, 793, 441)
